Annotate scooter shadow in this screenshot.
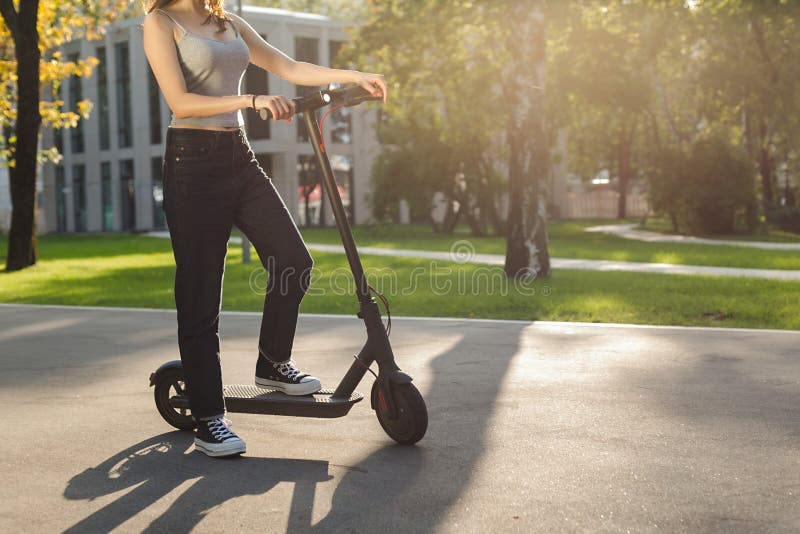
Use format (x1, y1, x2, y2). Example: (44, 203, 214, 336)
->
(62, 432, 333, 533)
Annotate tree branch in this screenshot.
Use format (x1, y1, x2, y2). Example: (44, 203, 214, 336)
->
(18, 0, 39, 33)
(0, 0, 19, 40)
(649, 65, 690, 144)
(750, 16, 779, 84)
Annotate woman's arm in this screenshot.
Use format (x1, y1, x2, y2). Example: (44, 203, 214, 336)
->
(227, 11, 388, 102)
(143, 11, 251, 119)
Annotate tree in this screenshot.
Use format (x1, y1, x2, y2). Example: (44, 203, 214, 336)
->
(692, 0, 800, 215)
(0, 0, 131, 271)
(648, 137, 756, 234)
(501, 1, 551, 278)
(336, 0, 554, 277)
(340, 1, 517, 236)
(549, 1, 660, 219)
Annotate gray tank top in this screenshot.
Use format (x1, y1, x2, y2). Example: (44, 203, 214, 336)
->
(156, 8, 250, 128)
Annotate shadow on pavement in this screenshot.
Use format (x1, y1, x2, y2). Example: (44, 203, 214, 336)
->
(63, 432, 332, 533)
(310, 322, 529, 532)
(63, 321, 530, 532)
(0, 304, 344, 389)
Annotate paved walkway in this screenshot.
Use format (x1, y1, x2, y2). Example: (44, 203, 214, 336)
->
(586, 223, 800, 250)
(304, 242, 800, 281)
(2, 303, 799, 532)
(144, 231, 800, 280)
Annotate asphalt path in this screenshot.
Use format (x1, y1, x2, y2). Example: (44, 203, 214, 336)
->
(1, 304, 798, 533)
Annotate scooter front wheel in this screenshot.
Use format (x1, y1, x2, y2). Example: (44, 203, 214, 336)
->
(154, 366, 196, 431)
(372, 380, 428, 445)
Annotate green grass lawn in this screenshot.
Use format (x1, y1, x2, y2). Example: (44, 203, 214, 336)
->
(1, 233, 799, 330)
(298, 220, 800, 270)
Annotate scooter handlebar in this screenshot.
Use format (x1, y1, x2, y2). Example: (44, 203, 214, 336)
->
(257, 84, 382, 121)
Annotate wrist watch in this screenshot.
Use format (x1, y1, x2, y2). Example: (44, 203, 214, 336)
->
(251, 94, 257, 110)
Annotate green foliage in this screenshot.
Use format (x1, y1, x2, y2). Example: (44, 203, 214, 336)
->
(767, 207, 800, 234)
(0, 0, 134, 167)
(549, 0, 800, 225)
(337, 1, 515, 235)
(649, 137, 756, 235)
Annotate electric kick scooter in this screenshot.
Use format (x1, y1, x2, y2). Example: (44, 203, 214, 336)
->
(150, 84, 428, 445)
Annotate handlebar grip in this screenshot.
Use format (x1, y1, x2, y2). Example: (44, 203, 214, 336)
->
(258, 92, 327, 121)
(258, 96, 303, 121)
(256, 84, 383, 121)
(333, 84, 383, 106)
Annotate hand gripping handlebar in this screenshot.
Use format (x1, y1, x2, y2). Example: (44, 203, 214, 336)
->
(257, 84, 383, 121)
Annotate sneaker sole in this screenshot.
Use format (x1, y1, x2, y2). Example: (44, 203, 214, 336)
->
(254, 377, 323, 396)
(194, 438, 246, 457)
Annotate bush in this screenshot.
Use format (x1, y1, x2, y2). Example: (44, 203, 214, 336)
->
(647, 137, 756, 235)
(767, 207, 800, 233)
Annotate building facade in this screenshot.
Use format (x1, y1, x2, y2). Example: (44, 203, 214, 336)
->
(40, 6, 380, 234)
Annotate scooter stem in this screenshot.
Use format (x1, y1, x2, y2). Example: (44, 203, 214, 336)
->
(301, 110, 411, 401)
(301, 109, 372, 304)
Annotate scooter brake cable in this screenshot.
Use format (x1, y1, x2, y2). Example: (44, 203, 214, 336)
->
(367, 283, 392, 337)
(318, 104, 347, 144)
(352, 353, 378, 378)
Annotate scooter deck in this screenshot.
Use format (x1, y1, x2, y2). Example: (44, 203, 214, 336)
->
(168, 386, 364, 419)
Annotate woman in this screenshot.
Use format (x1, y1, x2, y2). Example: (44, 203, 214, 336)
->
(142, 0, 387, 458)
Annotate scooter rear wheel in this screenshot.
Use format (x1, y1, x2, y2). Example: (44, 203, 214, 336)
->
(372, 380, 427, 445)
(154, 366, 196, 431)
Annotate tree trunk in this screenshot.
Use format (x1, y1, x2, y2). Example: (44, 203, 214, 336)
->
(442, 196, 460, 233)
(617, 122, 630, 219)
(476, 156, 506, 236)
(431, 194, 459, 234)
(303, 190, 311, 226)
(759, 146, 774, 214)
(461, 201, 485, 237)
(758, 120, 774, 214)
(503, 2, 550, 279)
(2, 0, 41, 272)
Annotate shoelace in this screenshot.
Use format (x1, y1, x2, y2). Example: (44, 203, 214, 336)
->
(275, 359, 302, 380)
(207, 417, 237, 441)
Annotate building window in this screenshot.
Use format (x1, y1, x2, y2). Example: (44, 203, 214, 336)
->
(328, 40, 352, 144)
(101, 161, 113, 231)
(54, 124, 64, 156)
(97, 46, 110, 151)
(115, 42, 133, 148)
(297, 154, 325, 226)
(147, 63, 162, 145)
(67, 52, 85, 153)
(151, 156, 165, 230)
(244, 62, 270, 140)
(53, 83, 64, 154)
(331, 154, 354, 223)
(295, 37, 320, 143)
(72, 164, 87, 232)
(55, 166, 67, 232)
(119, 159, 135, 230)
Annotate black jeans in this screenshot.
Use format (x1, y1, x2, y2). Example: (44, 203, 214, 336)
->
(163, 126, 314, 420)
